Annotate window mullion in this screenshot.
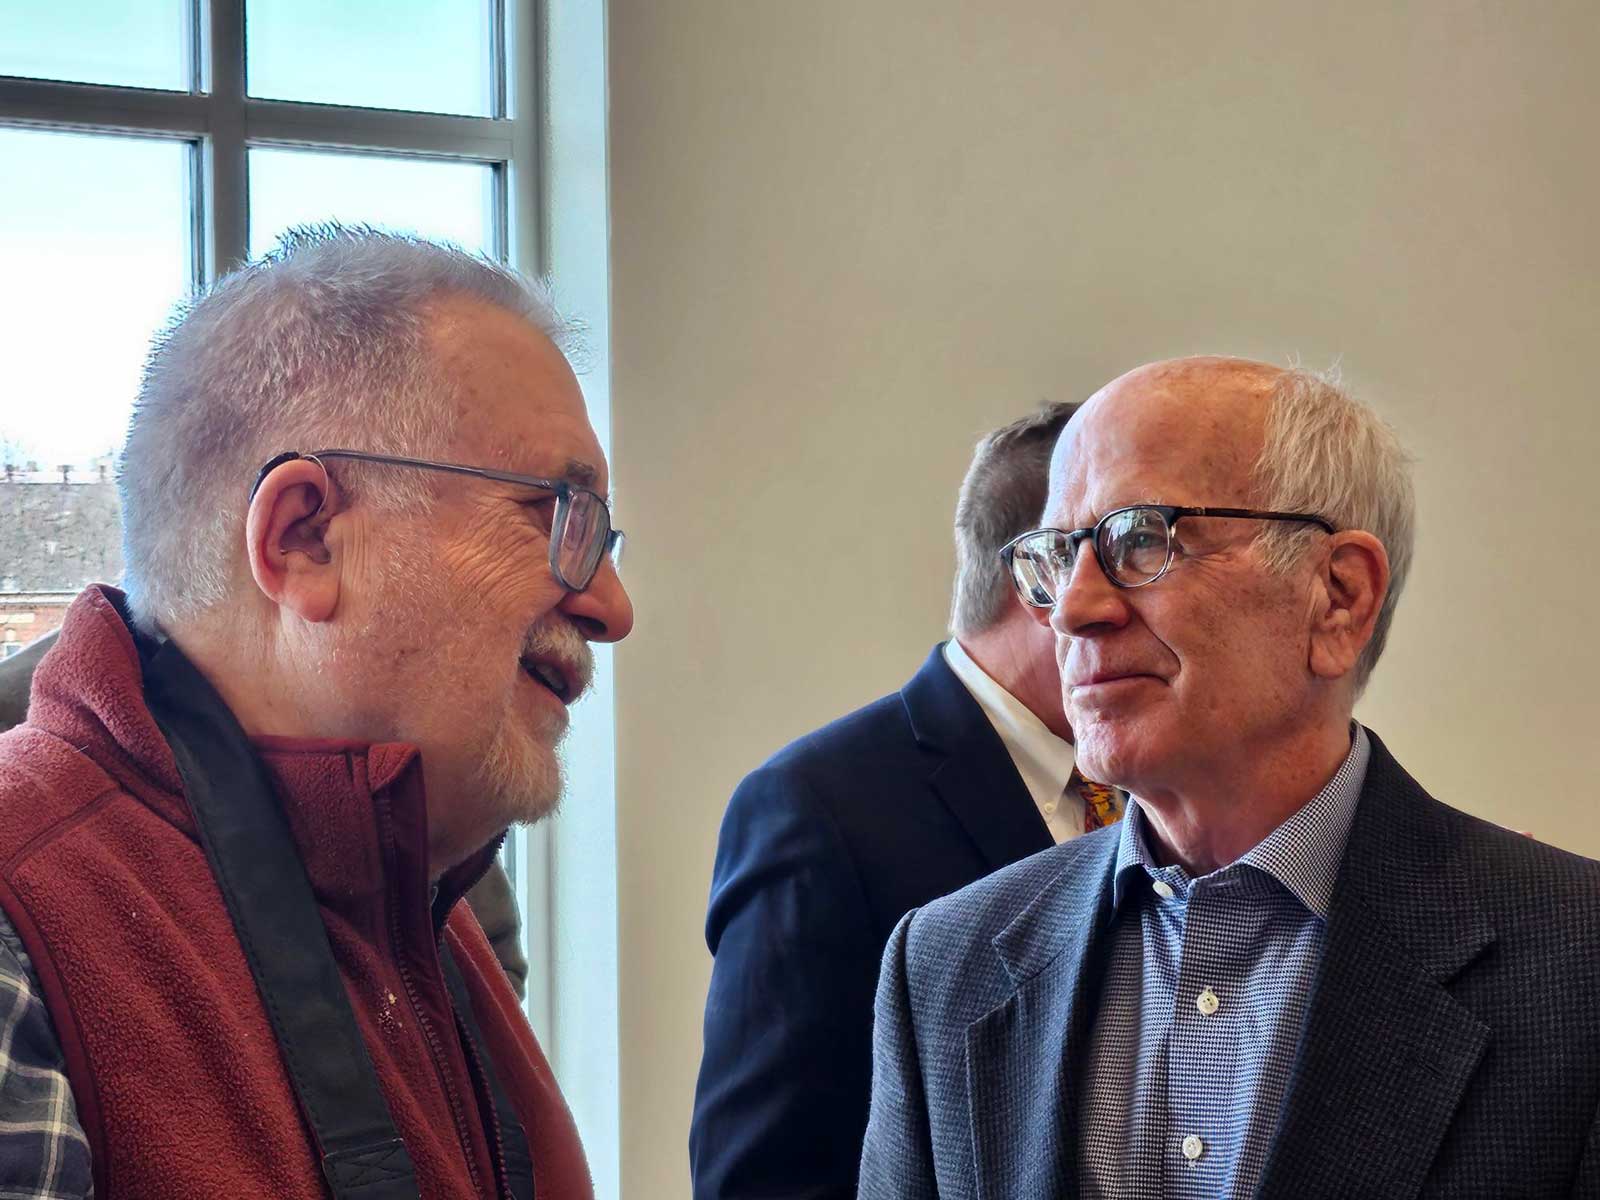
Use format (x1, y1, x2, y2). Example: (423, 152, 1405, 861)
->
(506, 0, 540, 279)
(0, 77, 207, 135)
(245, 102, 512, 159)
(204, 0, 248, 281)
(490, 0, 509, 122)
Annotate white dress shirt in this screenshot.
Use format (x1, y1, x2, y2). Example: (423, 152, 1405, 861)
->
(942, 638, 1082, 843)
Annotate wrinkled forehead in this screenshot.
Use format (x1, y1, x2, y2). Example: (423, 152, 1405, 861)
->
(427, 295, 609, 491)
(1047, 358, 1279, 520)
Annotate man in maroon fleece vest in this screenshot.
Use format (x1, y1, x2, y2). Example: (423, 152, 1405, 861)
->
(0, 227, 633, 1199)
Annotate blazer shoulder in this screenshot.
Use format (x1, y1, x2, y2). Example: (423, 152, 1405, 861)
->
(754, 689, 914, 779)
(1355, 738, 1600, 988)
(901, 830, 1117, 992)
(1361, 730, 1600, 924)
(1441, 798, 1600, 924)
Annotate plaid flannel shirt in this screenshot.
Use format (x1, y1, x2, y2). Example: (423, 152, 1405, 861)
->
(0, 911, 93, 1199)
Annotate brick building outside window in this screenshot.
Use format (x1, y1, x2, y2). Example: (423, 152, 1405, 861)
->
(0, 455, 122, 657)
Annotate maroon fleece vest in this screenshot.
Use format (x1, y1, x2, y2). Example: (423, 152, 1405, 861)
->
(0, 587, 593, 1199)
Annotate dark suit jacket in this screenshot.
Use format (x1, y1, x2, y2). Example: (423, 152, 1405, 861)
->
(859, 730, 1600, 1199)
(690, 644, 1055, 1200)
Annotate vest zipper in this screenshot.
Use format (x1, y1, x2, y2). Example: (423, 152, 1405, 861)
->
(377, 795, 491, 1199)
(448, 958, 517, 1200)
(439, 829, 517, 1199)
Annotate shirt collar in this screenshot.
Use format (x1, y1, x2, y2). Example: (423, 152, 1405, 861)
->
(1111, 724, 1371, 919)
(942, 637, 1077, 795)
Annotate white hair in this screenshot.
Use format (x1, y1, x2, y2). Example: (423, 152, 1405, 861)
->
(119, 224, 576, 635)
(1251, 366, 1416, 692)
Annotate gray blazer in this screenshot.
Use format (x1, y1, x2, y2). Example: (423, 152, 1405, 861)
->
(859, 730, 1600, 1199)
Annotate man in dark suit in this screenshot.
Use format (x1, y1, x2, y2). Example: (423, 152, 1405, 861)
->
(691, 402, 1123, 1199)
(860, 358, 1600, 1198)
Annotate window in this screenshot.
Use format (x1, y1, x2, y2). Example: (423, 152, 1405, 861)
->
(0, 16, 623, 1186)
(1, 124, 188, 648)
(1, 0, 538, 642)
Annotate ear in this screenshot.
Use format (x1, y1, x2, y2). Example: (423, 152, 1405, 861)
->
(245, 457, 341, 623)
(1307, 530, 1390, 681)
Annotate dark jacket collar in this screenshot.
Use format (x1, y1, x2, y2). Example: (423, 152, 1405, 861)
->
(1318, 729, 1496, 982)
(1255, 730, 1496, 1197)
(900, 642, 1052, 871)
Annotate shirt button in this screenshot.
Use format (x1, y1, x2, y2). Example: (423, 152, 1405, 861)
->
(1182, 1134, 1205, 1161)
(1152, 880, 1175, 900)
(1196, 988, 1220, 1016)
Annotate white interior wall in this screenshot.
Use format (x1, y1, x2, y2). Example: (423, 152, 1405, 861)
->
(603, 3, 1600, 1193)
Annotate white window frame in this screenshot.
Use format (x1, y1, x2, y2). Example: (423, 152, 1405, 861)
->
(0, 0, 539, 291)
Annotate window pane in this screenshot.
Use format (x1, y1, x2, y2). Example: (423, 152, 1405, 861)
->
(247, 0, 494, 116)
(0, 1, 189, 91)
(0, 127, 192, 645)
(248, 147, 497, 261)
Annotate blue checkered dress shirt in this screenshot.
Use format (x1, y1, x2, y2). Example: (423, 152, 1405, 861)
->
(1076, 725, 1371, 1198)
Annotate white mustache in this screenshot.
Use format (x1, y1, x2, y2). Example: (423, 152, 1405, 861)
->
(521, 618, 595, 703)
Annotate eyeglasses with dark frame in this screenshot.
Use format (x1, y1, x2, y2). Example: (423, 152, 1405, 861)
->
(999, 504, 1335, 604)
(250, 449, 625, 593)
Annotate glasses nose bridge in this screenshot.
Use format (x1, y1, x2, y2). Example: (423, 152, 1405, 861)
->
(1059, 526, 1100, 591)
(1047, 520, 1140, 641)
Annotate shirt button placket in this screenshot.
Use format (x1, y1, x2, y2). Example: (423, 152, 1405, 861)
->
(1165, 884, 1227, 1195)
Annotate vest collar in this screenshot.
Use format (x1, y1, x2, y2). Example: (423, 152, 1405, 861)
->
(29, 585, 499, 931)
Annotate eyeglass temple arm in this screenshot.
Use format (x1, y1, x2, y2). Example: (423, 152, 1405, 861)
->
(254, 449, 570, 497)
(314, 450, 622, 548)
(309, 450, 553, 489)
(1175, 506, 1336, 534)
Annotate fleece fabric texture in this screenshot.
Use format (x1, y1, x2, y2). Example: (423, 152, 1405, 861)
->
(0, 585, 593, 1200)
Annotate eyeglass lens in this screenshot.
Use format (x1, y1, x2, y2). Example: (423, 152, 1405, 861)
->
(1012, 506, 1176, 603)
(1010, 535, 1064, 607)
(1097, 507, 1172, 586)
(557, 488, 611, 589)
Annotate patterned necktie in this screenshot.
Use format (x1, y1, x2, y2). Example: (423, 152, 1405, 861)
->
(1073, 767, 1124, 832)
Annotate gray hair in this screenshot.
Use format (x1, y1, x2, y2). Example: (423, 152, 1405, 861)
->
(949, 401, 1079, 637)
(119, 224, 574, 635)
(1251, 366, 1416, 692)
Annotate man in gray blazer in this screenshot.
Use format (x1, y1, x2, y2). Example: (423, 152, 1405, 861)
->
(859, 357, 1600, 1198)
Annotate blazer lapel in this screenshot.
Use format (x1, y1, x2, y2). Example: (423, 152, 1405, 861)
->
(1258, 733, 1496, 1200)
(965, 838, 1119, 1200)
(902, 644, 1053, 872)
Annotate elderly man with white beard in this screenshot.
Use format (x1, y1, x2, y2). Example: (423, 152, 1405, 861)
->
(858, 357, 1600, 1199)
(0, 227, 632, 1200)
